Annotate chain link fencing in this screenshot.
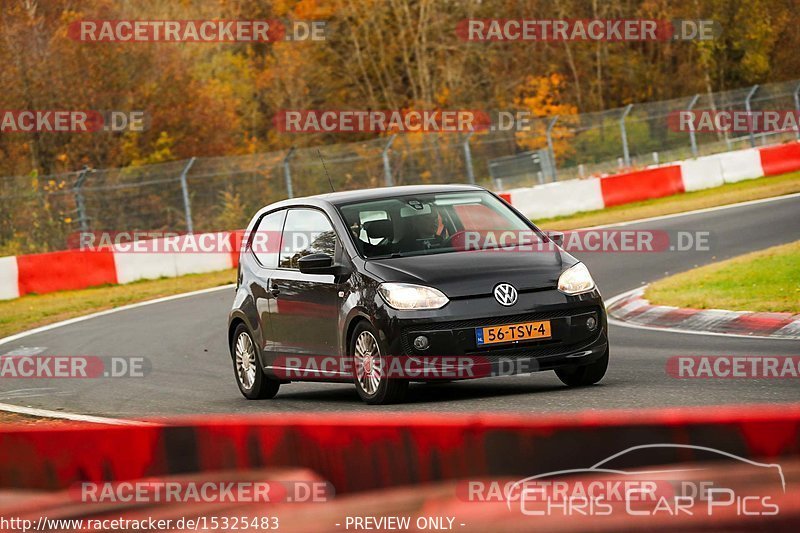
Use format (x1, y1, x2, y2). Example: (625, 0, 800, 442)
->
(2, 79, 799, 255)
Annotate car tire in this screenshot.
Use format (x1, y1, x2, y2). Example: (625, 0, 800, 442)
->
(231, 323, 280, 400)
(351, 321, 408, 405)
(555, 347, 609, 387)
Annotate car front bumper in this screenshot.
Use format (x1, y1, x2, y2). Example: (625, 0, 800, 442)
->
(371, 288, 609, 380)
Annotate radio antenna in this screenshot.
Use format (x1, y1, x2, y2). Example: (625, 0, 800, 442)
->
(317, 149, 335, 193)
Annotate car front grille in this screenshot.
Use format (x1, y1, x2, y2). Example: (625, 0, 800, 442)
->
(400, 307, 601, 356)
(403, 308, 580, 333)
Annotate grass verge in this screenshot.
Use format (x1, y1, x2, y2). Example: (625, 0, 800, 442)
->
(645, 241, 800, 313)
(0, 411, 70, 425)
(536, 171, 800, 230)
(0, 268, 235, 338)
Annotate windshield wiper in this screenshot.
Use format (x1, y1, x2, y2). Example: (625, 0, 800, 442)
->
(368, 252, 408, 260)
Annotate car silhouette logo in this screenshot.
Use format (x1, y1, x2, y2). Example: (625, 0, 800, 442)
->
(504, 443, 786, 510)
(494, 283, 518, 306)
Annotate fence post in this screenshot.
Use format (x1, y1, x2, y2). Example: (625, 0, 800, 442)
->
(73, 166, 91, 234)
(462, 131, 476, 184)
(620, 104, 633, 167)
(178, 157, 196, 234)
(793, 82, 800, 141)
(687, 94, 700, 157)
(283, 147, 295, 199)
(744, 84, 759, 148)
(382, 134, 397, 187)
(546, 115, 559, 181)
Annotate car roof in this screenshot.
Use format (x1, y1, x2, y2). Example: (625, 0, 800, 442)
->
(306, 184, 486, 205)
(249, 184, 490, 224)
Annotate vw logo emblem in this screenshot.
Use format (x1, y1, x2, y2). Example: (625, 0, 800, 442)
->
(493, 283, 518, 306)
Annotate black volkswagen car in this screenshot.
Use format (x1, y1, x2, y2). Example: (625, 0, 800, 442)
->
(228, 185, 608, 404)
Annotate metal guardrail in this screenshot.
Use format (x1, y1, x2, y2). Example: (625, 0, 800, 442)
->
(488, 149, 552, 190)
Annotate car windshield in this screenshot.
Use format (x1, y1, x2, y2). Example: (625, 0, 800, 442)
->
(338, 191, 542, 259)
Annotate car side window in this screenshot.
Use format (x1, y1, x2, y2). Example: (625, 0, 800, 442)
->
(279, 209, 337, 269)
(249, 210, 286, 268)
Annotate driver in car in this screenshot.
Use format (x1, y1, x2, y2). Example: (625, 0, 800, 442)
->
(402, 209, 444, 250)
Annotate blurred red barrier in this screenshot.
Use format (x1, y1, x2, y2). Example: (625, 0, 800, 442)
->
(1, 404, 799, 494)
(599, 165, 684, 207)
(758, 142, 800, 176)
(16, 249, 117, 296)
(229, 229, 245, 267)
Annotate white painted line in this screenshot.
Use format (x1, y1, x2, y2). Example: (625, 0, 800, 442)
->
(0, 402, 153, 426)
(0, 283, 234, 347)
(2, 346, 48, 356)
(610, 296, 649, 318)
(581, 191, 800, 230)
(0, 387, 59, 400)
(604, 286, 648, 309)
(626, 305, 679, 326)
(605, 286, 799, 341)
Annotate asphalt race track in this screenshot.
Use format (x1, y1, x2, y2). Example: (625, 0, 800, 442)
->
(1, 194, 798, 419)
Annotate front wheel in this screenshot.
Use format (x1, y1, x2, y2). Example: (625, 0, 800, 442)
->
(351, 322, 408, 405)
(231, 324, 280, 399)
(555, 347, 609, 387)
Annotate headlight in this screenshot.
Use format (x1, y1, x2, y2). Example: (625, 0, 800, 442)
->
(378, 283, 449, 310)
(558, 263, 596, 295)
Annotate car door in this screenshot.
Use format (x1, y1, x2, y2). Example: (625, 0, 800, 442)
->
(240, 208, 286, 368)
(268, 208, 343, 371)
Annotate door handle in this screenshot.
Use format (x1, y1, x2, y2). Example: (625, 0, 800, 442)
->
(269, 283, 280, 297)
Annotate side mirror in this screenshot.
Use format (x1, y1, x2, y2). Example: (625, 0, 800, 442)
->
(298, 253, 335, 274)
(545, 231, 564, 247)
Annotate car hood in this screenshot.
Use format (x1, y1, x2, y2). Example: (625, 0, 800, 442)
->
(364, 249, 575, 298)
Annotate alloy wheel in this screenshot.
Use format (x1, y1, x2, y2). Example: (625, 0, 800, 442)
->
(235, 331, 257, 390)
(354, 330, 383, 395)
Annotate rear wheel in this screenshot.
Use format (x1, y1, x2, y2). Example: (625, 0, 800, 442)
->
(351, 322, 408, 405)
(555, 347, 609, 387)
(231, 324, 280, 399)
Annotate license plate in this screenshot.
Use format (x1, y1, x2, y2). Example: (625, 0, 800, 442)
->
(475, 320, 551, 346)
